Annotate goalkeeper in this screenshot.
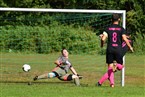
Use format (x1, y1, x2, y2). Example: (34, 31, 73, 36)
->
(33, 48, 82, 86)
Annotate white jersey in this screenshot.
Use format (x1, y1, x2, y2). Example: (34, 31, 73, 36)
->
(57, 56, 72, 72)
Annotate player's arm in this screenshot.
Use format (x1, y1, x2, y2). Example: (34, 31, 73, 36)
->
(70, 66, 83, 79)
(70, 66, 78, 75)
(122, 34, 134, 52)
(54, 60, 62, 66)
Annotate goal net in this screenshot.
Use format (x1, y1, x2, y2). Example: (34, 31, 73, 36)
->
(0, 8, 126, 86)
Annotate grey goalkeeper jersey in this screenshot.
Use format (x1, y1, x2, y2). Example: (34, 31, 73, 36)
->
(57, 56, 72, 72)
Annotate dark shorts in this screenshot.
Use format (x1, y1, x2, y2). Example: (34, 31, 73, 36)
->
(57, 74, 73, 81)
(106, 51, 123, 64)
(52, 67, 73, 81)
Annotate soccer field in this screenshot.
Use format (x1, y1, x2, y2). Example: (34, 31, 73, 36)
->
(0, 53, 145, 97)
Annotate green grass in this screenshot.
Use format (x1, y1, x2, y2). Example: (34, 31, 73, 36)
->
(0, 53, 145, 97)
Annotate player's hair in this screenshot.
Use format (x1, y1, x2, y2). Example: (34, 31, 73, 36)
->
(112, 13, 121, 22)
(61, 48, 67, 54)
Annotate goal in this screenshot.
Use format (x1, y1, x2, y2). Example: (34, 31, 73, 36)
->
(0, 8, 126, 86)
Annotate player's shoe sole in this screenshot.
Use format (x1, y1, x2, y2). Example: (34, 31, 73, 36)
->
(110, 84, 114, 88)
(33, 76, 38, 81)
(97, 82, 102, 87)
(78, 75, 83, 79)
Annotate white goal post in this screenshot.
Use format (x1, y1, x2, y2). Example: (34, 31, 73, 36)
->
(0, 7, 126, 87)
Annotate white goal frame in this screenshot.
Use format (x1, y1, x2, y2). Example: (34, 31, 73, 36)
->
(0, 7, 126, 87)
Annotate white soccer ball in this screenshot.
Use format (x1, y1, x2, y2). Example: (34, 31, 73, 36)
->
(22, 64, 31, 72)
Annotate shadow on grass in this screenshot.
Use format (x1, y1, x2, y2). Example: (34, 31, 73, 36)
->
(0, 80, 90, 87)
(0, 80, 73, 85)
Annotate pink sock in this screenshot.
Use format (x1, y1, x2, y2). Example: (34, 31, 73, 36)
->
(98, 67, 115, 85)
(98, 72, 108, 84)
(116, 64, 123, 70)
(108, 67, 114, 85)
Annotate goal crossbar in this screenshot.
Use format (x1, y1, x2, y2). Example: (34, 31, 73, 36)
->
(0, 7, 125, 13)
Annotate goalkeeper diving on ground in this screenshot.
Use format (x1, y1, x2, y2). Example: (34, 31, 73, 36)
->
(33, 48, 83, 86)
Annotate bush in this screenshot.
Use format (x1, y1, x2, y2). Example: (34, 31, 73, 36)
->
(133, 32, 145, 54)
(0, 23, 101, 54)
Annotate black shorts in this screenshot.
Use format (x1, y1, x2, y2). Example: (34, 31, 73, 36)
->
(106, 51, 123, 64)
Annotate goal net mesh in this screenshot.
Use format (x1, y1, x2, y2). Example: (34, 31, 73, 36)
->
(0, 11, 112, 53)
(0, 9, 123, 86)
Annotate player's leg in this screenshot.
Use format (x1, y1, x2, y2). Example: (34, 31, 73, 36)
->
(33, 71, 58, 81)
(115, 53, 124, 71)
(116, 63, 124, 70)
(33, 66, 62, 81)
(58, 74, 80, 86)
(105, 53, 115, 87)
(98, 53, 114, 87)
(72, 75, 80, 86)
(108, 63, 114, 87)
(116, 44, 128, 71)
(107, 52, 124, 87)
(98, 64, 114, 87)
(98, 72, 109, 86)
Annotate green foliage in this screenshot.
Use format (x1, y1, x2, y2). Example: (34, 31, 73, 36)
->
(125, 1, 145, 54)
(126, 6, 145, 34)
(0, 0, 7, 7)
(0, 0, 145, 54)
(0, 23, 100, 54)
(133, 32, 145, 54)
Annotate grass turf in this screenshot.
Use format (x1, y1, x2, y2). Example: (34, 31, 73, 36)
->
(0, 53, 145, 97)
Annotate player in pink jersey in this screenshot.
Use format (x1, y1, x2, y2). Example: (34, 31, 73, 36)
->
(97, 13, 133, 87)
